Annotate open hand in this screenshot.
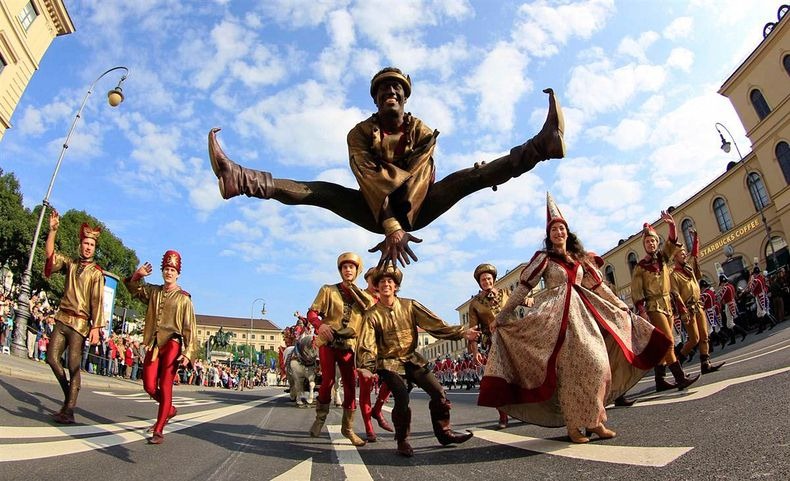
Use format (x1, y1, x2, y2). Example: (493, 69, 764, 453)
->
(369, 229, 423, 268)
(49, 209, 60, 231)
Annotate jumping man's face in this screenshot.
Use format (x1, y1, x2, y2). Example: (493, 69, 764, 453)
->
(478, 273, 494, 291)
(375, 80, 406, 117)
(80, 238, 96, 259)
(340, 262, 357, 282)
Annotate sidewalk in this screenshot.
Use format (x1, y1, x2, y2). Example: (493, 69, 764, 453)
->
(0, 352, 199, 392)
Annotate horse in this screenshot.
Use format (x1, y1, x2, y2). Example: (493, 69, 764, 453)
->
(286, 334, 318, 407)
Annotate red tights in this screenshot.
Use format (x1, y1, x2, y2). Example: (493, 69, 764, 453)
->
(317, 346, 356, 409)
(143, 339, 180, 433)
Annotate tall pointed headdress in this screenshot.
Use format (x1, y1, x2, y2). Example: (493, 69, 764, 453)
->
(546, 192, 567, 232)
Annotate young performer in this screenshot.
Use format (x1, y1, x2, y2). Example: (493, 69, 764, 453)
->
(125, 251, 197, 444)
(479, 193, 671, 443)
(717, 273, 749, 345)
(44, 210, 105, 424)
(670, 230, 725, 374)
(306, 253, 372, 446)
(748, 263, 776, 333)
(631, 214, 699, 391)
(357, 266, 480, 457)
(356, 267, 393, 442)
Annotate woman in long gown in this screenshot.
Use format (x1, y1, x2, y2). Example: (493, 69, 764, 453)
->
(478, 193, 671, 443)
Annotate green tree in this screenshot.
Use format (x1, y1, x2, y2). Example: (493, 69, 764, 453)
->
(0, 168, 36, 284)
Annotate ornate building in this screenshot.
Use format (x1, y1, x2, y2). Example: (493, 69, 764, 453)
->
(195, 314, 283, 356)
(601, 5, 790, 302)
(0, 0, 74, 140)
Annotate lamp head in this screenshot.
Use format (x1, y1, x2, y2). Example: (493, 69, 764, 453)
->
(721, 140, 731, 154)
(107, 87, 124, 107)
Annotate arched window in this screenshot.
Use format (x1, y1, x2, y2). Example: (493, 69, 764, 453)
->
(627, 252, 638, 274)
(604, 265, 615, 285)
(713, 197, 734, 232)
(777, 141, 790, 184)
(784, 54, 790, 76)
(750, 89, 771, 119)
(747, 172, 770, 211)
(681, 218, 695, 250)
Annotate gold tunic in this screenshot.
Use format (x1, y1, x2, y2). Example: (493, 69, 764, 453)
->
(356, 297, 465, 374)
(670, 258, 703, 316)
(348, 113, 438, 229)
(125, 278, 197, 361)
(46, 252, 105, 337)
(469, 288, 508, 351)
(630, 240, 680, 315)
(310, 283, 372, 351)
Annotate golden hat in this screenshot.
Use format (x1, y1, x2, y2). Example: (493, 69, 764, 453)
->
(473, 263, 497, 283)
(79, 223, 101, 242)
(337, 252, 362, 281)
(373, 265, 403, 286)
(370, 68, 412, 99)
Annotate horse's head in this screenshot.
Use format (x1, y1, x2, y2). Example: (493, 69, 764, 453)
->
(296, 334, 318, 363)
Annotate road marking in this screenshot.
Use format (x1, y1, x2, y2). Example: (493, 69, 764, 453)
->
(473, 428, 692, 467)
(93, 391, 219, 407)
(327, 424, 374, 481)
(634, 365, 790, 406)
(271, 458, 313, 481)
(0, 394, 288, 462)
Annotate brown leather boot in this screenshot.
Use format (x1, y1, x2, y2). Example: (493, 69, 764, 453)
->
(392, 407, 413, 457)
(668, 361, 700, 390)
(208, 128, 274, 200)
(341, 408, 366, 447)
(654, 364, 677, 392)
(309, 402, 330, 437)
(508, 88, 566, 177)
(371, 398, 394, 433)
(429, 398, 473, 446)
(700, 354, 725, 374)
(52, 407, 75, 425)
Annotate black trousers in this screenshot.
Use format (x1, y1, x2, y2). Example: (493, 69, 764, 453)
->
(378, 362, 445, 418)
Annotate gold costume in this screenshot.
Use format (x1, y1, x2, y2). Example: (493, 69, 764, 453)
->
(357, 298, 466, 374)
(348, 113, 438, 228)
(310, 282, 373, 350)
(124, 278, 197, 361)
(46, 252, 105, 336)
(468, 288, 509, 352)
(630, 240, 680, 316)
(671, 257, 711, 358)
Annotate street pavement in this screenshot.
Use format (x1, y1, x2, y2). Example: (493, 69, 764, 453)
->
(0, 323, 788, 481)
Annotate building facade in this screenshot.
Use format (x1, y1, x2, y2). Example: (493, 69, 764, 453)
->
(602, 6, 790, 302)
(195, 314, 283, 355)
(0, 0, 74, 140)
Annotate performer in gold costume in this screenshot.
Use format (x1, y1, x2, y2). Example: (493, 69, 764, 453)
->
(44, 210, 105, 424)
(306, 252, 371, 446)
(357, 266, 479, 457)
(631, 213, 699, 392)
(125, 251, 197, 444)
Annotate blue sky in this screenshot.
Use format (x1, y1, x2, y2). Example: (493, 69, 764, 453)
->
(1, 0, 780, 328)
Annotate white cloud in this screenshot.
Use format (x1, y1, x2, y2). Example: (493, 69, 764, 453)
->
(567, 60, 667, 116)
(663, 16, 694, 40)
(467, 42, 530, 132)
(616, 31, 659, 63)
(666, 47, 694, 72)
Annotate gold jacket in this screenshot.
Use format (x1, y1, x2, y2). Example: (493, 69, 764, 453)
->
(348, 113, 438, 229)
(670, 257, 703, 315)
(468, 288, 509, 352)
(630, 240, 680, 316)
(310, 283, 373, 351)
(125, 278, 197, 361)
(356, 297, 465, 374)
(46, 252, 105, 337)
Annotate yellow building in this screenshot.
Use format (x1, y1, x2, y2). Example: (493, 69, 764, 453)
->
(195, 314, 283, 354)
(0, 0, 74, 140)
(602, 6, 790, 302)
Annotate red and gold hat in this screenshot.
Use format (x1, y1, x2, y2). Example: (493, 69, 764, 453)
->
(642, 222, 659, 240)
(161, 250, 182, 274)
(79, 223, 101, 242)
(546, 192, 567, 232)
(370, 68, 412, 99)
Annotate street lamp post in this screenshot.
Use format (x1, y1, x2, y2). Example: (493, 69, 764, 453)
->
(11, 67, 130, 358)
(249, 298, 266, 365)
(714, 122, 777, 270)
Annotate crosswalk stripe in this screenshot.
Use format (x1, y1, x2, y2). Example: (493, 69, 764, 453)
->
(327, 425, 374, 481)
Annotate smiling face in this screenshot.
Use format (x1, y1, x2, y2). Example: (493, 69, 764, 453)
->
(340, 262, 358, 282)
(478, 272, 495, 291)
(549, 222, 567, 250)
(162, 266, 179, 286)
(377, 276, 398, 298)
(674, 246, 688, 264)
(80, 238, 96, 259)
(374, 79, 407, 118)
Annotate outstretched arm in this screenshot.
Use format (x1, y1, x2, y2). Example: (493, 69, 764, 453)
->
(368, 211, 422, 267)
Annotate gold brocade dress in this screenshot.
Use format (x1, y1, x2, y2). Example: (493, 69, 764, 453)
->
(478, 251, 670, 430)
